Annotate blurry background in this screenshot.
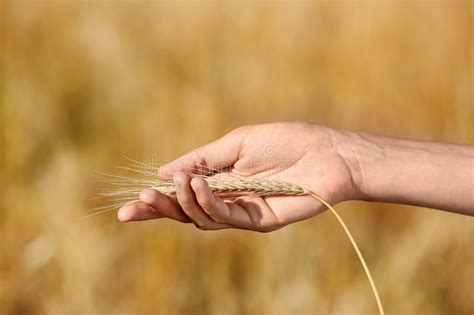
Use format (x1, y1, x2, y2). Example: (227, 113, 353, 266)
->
(1, 1, 473, 314)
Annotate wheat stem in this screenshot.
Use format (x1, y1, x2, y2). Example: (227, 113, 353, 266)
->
(308, 192, 384, 315)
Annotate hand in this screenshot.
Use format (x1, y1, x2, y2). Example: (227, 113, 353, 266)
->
(117, 122, 357, 231)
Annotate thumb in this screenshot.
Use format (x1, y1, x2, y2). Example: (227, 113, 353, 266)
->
(159, 128, 246, 178)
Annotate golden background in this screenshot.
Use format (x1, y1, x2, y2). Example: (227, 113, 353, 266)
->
(1, 1, 473, 314)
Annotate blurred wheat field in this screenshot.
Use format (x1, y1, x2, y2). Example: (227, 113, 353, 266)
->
(1, 1, 473, 314)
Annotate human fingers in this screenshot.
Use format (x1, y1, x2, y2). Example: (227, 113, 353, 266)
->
(174, 173, 231, 230)
(190, 177, 282, 232)
(138, 188, 191, 222)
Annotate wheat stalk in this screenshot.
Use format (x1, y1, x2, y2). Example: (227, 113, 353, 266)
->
(93, 164, 385, 315)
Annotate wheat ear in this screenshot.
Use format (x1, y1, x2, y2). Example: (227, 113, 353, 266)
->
(95, 167, 384, 315)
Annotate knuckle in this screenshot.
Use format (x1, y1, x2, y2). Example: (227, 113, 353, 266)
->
(188, 151, 207, 173)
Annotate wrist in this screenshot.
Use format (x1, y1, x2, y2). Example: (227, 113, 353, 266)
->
(351, 133, 386, 201)
(320, 127, 370, 202)
(334, 129, 414, 203)
(330, 129, 374, 201)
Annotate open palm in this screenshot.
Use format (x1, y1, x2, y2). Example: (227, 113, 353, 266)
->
(118, 122, 355, 231)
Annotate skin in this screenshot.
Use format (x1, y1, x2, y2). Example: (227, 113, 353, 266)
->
(118, 122, 474, 231)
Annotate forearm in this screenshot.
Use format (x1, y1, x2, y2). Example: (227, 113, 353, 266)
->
(336, 130, 474, 215)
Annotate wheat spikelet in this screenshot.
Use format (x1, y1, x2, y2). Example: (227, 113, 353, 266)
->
(93, 163, 385, 315)
(162, 176, 307, 196)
